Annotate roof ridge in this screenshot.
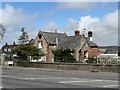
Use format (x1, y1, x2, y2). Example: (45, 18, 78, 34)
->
(39, 31, 67, 35)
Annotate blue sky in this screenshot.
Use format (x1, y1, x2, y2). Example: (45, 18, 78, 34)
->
(2, 2, 117, 27)
(0, 2, 118, 47)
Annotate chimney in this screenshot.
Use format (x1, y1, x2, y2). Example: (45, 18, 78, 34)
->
(13, 41, 16, 45)
(74, 30, 80, 36)
(5, 42, 8, 46)
(13, 41, 16, 47)
(88, 31, 92, 41)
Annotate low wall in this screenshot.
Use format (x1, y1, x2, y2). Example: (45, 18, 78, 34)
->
(14, 61, 119, 73)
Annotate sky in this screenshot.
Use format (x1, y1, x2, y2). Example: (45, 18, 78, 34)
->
(0, 1, 119, 47)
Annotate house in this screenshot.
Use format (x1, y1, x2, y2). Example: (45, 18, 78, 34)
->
(0, 42, 17, 65)
(1, 42, 17, 57)
(34, 29, 100, 63)
(97, 46, 120, 65)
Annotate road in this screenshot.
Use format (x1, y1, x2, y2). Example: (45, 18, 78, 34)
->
(2, 66, 119, 89)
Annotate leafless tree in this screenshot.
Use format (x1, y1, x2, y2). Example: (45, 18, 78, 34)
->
(0, 23, 5, 40)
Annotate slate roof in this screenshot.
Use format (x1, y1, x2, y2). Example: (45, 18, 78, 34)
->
(38, 31, 98, 50)
(59, 36, 82, 50)
(85, 37, 98, 47)
(59, 35, 98, 50)
(38, 31, 67, 45)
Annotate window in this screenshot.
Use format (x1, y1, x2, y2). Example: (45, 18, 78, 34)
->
(84, 51, 88, 59)
(38, 42, 42, 48)
(39, 34, 42, 39)
(8, 48, 11, 51)
(4, 48, 7, 52)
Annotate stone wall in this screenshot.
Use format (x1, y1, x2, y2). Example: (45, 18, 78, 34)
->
(14, 61, 119, 73)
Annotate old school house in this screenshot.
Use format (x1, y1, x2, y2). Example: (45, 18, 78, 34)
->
(34, 29, 100, 63)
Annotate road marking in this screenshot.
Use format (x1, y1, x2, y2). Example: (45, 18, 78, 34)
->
(23, 77, 66, 80)
(100, 80, 118, 82)
(3, 75, 118, 88)
(59, 79, 103, 83)
(59, 79, 118, 88)
(2, 75, 68, 80)
(102, 85, 118, 87)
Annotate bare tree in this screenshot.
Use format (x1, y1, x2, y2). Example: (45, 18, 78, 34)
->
(0, 23, 5, 40)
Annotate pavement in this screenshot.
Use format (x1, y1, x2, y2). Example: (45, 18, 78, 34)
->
(1, 66, 120, 89)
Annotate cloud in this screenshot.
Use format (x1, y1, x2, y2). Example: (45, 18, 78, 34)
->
(78, 16, 100, 31)
(1, 4, 39, 30)
(64, 10, 118, 46)
(0, 4, 40, 46)
(40, 21, 60, 32)
(103, 10, 118, 30)
(57, 2, 96, 11)
(63, 18, 78, 35)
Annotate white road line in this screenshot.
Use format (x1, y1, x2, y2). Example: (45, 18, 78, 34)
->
(59, 79, 118, 88)
(3, 75, 118, 88)
(2, 75, 68, 80)
(23, 77, 67, 80)
(59, 79, 104, 83)
(102, 85, 118, 87)
(60, 81, 90, 83)
(101, 80, 118, 82)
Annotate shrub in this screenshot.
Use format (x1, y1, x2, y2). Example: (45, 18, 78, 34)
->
(53, 49, 76, 63)
(86, 57, 97, 63)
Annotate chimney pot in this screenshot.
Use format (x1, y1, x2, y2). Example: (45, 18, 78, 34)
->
(88, 31, 92, 37)
(75, 30, 80, 36)
(88, 31, 92, 41)
(13, 41, 16, 45)
(5, 42, 8, 46)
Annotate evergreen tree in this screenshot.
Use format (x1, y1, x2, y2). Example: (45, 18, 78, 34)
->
(18, 28, 29, 44)
(13, 44, 41, 60)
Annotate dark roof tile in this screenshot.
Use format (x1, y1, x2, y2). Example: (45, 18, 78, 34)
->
(38, 31, 98, 50)
(39, 31, 67, 45)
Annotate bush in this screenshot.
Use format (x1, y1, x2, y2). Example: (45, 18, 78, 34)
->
(5, 55, 12, 61)
(53, 49, 76, 63)
(86, 57, 97, 63)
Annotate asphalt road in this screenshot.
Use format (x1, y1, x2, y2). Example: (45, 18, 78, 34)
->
(1, 66, 119, 89)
